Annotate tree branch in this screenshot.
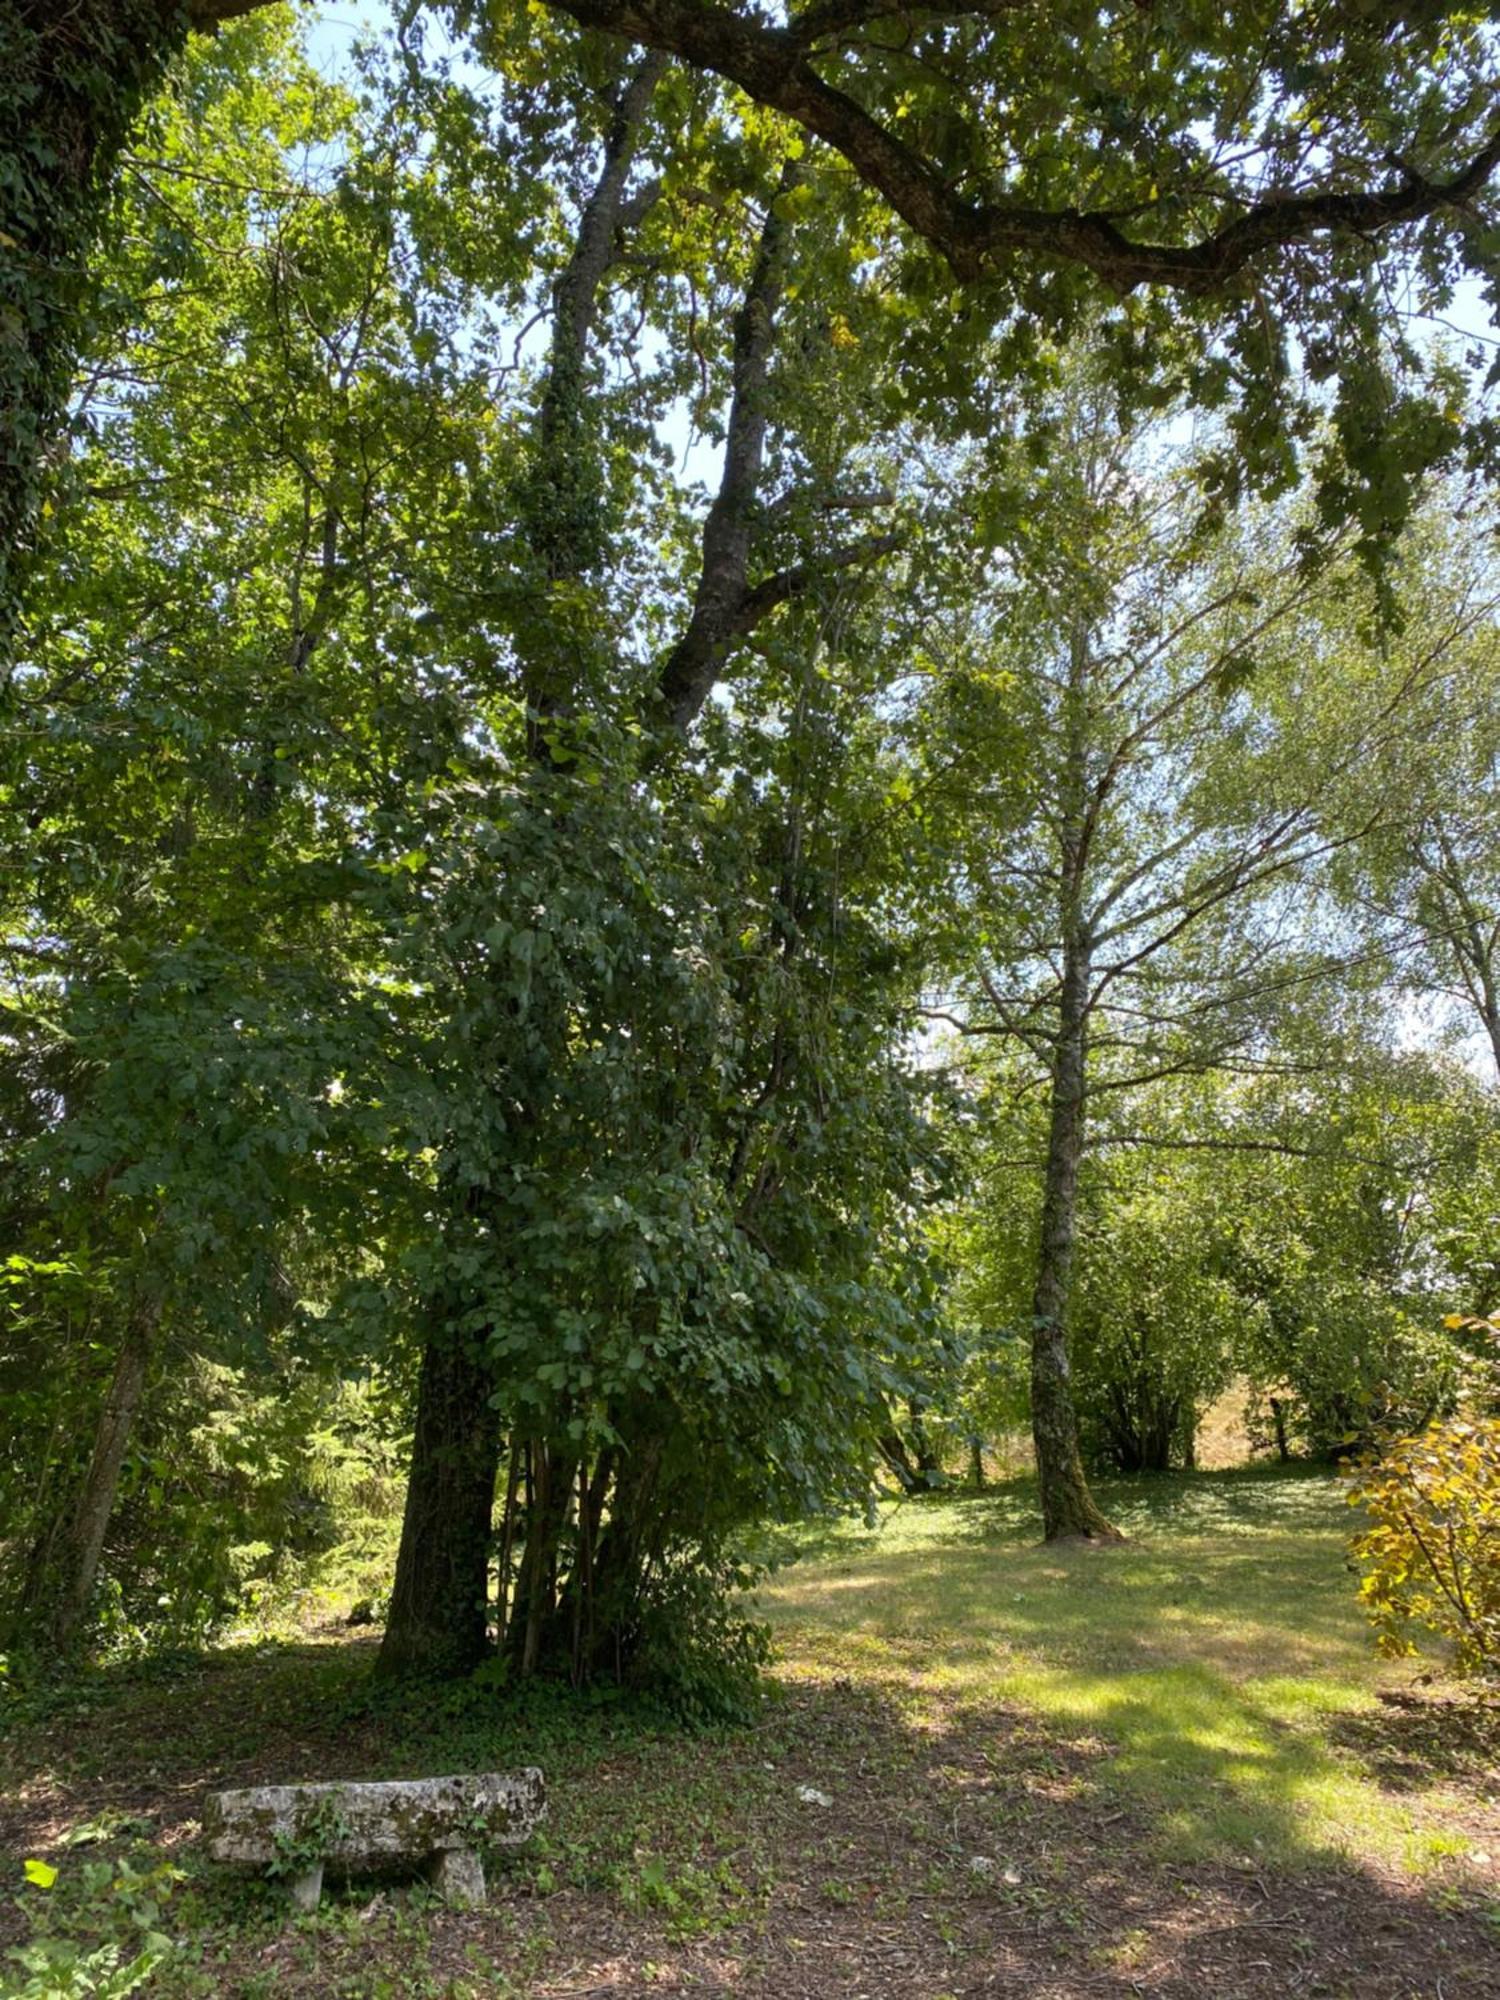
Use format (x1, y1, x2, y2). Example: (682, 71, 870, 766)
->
(538, 0, 1500, 290)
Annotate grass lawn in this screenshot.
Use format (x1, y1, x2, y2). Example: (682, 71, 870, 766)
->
(3, 1463, 1498, 1998)
(763, 1461, 1493, 1874)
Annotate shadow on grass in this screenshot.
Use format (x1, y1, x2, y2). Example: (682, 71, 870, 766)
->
(757, 1460, 1479, 1876)
(5, 1463, 1494, 1999)
(5, 1653, 1498, 1998)
(1330, 1686, 1500, 1792)
(761, 1460, 1350, 1577)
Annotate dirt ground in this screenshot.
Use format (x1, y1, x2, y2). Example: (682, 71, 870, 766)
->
(4, 1640, 1498, 1999)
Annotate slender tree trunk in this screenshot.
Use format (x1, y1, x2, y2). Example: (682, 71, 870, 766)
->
(26, 1293, 160, 1652)
(509, 1440, 579, 1677)
(1029, 626, 1120, 1542)
(583, 1432, 665, 1679)
(1269, 1395, 1291, 1463)
(1476, 978, 1500, 1087)
(494, 1439, 522, 1646)
(1031, 939, 1120, 1539)
(878, 1429, 921, 1493)
(376, 1321, 499, 1678)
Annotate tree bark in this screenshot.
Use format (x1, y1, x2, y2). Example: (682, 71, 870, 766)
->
(1030, 932, 1120, 1540)
(26, 1293, 161, 1652)
(508, 1440, 579, 1677)
(1029, 626, 1120, 1543)
(376, 1321, 499, 1678)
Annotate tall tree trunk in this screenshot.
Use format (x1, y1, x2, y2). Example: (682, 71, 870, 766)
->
(1029, 625, 1120, 1543)
(379, 52, 662, 1683)
(25, 1292, 160, 1653)
(1030, 937, 1120, 1539)
(376, 1321, 499, 1678)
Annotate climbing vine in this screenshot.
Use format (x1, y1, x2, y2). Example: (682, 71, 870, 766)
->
(2, 0, 196, 644)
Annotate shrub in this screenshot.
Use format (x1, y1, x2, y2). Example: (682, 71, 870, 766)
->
(1350, 1320, 1500, 1674)
(7, 1851, 179, 2000)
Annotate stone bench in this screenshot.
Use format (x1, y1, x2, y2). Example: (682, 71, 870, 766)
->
(204, 1770, 545, 1911)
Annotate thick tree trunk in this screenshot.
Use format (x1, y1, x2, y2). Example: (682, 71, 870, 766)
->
(27, 1293, 160, 1652)
(377, 1322, 499, 1678)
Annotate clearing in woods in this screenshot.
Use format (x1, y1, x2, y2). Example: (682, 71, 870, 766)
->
(3, 1463, 1498, 1998)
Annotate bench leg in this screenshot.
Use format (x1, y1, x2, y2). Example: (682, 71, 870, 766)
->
(286, 1862, 324, 1913)
(427, 1846, 485, 1908)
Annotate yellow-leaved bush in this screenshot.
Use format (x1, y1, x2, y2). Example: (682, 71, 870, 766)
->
(1349, 1317, 1500, 1674)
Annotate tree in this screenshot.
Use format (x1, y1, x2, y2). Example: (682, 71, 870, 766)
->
(1069, 1149, 1241, 1475)
(2, 0, 284, 635)
(519, 0, 1500, 554)
(1321, 506, 1500, 1081)
(1222, 1053, 1499, 1457)
(371, 37, 916, 1682)
(913, 382, 1336, 1533)
(6, 13, 945, 1685)
(911, 355, 1499, 1535)
(12, 2, 1500, 641)
(2, 17, 516, 1651)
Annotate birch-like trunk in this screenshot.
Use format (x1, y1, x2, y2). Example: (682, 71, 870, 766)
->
(1029, 932, 1120, 1539)
(1029, 624, 1119, 1541)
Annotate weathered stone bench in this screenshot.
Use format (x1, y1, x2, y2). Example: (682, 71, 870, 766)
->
(204, 1770, 545, 1911)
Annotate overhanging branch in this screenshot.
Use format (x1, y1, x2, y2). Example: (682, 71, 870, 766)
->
(538, 0, 1500, 291)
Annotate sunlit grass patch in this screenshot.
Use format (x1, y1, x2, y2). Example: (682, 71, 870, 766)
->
(758, 1462, 1473, 1874)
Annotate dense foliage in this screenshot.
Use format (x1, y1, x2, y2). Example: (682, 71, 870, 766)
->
(4, 0, 1500, 1697)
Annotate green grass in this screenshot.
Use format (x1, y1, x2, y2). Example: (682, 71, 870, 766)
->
(5, 1461, 1497, 1998)
(757, 1461, 1477, 1873)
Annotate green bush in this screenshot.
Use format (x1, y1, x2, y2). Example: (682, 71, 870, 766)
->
(1349, 1317, 1500, 1674)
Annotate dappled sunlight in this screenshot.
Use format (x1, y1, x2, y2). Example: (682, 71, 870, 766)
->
(760, 1464, 1484, 1877)
(6, 1476, 1499, 1997)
